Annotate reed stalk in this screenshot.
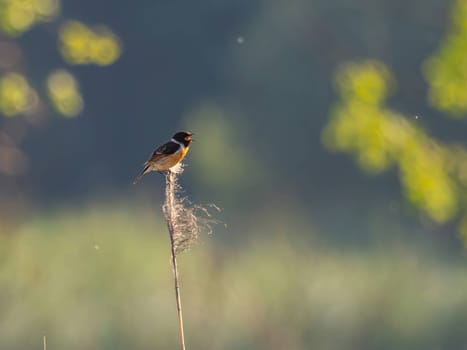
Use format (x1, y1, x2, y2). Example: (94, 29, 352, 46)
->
(164, 170, 186, 350)
(161, 164, 220, 350)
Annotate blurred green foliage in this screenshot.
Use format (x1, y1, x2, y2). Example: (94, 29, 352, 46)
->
(185, 103, 264, 199)
(323, 61, 464, 224)
(0, 0, 120, 177)
(0, 72, 36, 117)
(424, 0, 467, 116)
(59, 20, 121, 66)
(0, 0, 59, 36)
(0, 1, 120, 119)
(46, 69, 83, 117)
(1, 205, 466, 350)
(320, 0, 467, 245)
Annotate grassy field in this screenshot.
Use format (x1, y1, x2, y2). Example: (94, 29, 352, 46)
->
(1, 202, 467, 350)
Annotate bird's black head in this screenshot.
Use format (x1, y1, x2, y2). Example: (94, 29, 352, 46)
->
(172, 131, 193, 147)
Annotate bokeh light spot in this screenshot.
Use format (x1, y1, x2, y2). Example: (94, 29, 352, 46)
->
(59, 20, 121, 66)
(0, 0, 59, 36)
(46, 69, 83, 117)
(0, 72, 34, 116)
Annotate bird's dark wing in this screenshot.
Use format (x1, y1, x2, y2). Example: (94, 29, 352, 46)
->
(146, 141, 180, 163)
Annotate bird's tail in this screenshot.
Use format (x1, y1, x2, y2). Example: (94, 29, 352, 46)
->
(133, 164, 150, 184)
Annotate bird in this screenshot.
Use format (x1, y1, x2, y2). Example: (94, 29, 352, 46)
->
(133, 131, 193, 184)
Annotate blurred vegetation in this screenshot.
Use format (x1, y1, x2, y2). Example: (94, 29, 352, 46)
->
(46, 69, 83, 117)
(322, 0, 467, 244)
(1, 205, 467, 350)
(185, 102, 265, 200)
(59, 20, 121, 66)
(324, 62, 452, 223)
(0, 0, 59, 36)
(323, 60, 467, 242)
(0, 72, 36, 117)
(0, 0, 120, 179)
(424, 0, 467, 116)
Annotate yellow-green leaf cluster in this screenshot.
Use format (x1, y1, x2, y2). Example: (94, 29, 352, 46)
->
(0, 0, 59, 36)
(423, 0, 467, 116)
(46, 69, 83, 117)
(398, 141, 457, 223)
(0, 72, 36, 116)
(59, 20, 121, 66)
(323, 61, 460, 223)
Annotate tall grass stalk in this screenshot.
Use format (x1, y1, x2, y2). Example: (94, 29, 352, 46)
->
(164, 169, 186, 350)
(161, 164, 219, 350)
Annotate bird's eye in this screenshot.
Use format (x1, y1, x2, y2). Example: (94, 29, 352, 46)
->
(185, 136, 191, 141)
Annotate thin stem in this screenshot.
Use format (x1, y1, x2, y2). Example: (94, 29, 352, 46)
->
(165, 170, 186, 350)
(43, 335, 46, 350)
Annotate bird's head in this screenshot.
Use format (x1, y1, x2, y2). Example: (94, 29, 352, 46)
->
(173, 131, 193, 147)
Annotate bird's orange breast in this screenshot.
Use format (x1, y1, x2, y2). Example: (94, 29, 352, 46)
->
(152, 146, 190, 171)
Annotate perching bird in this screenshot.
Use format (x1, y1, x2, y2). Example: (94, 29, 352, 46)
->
(133, 131, 193, 184)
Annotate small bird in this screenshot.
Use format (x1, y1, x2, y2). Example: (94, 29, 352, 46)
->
(133, 131, 193, 184)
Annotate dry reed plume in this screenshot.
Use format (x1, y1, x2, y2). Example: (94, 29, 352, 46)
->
(162, 163, 219, 350)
